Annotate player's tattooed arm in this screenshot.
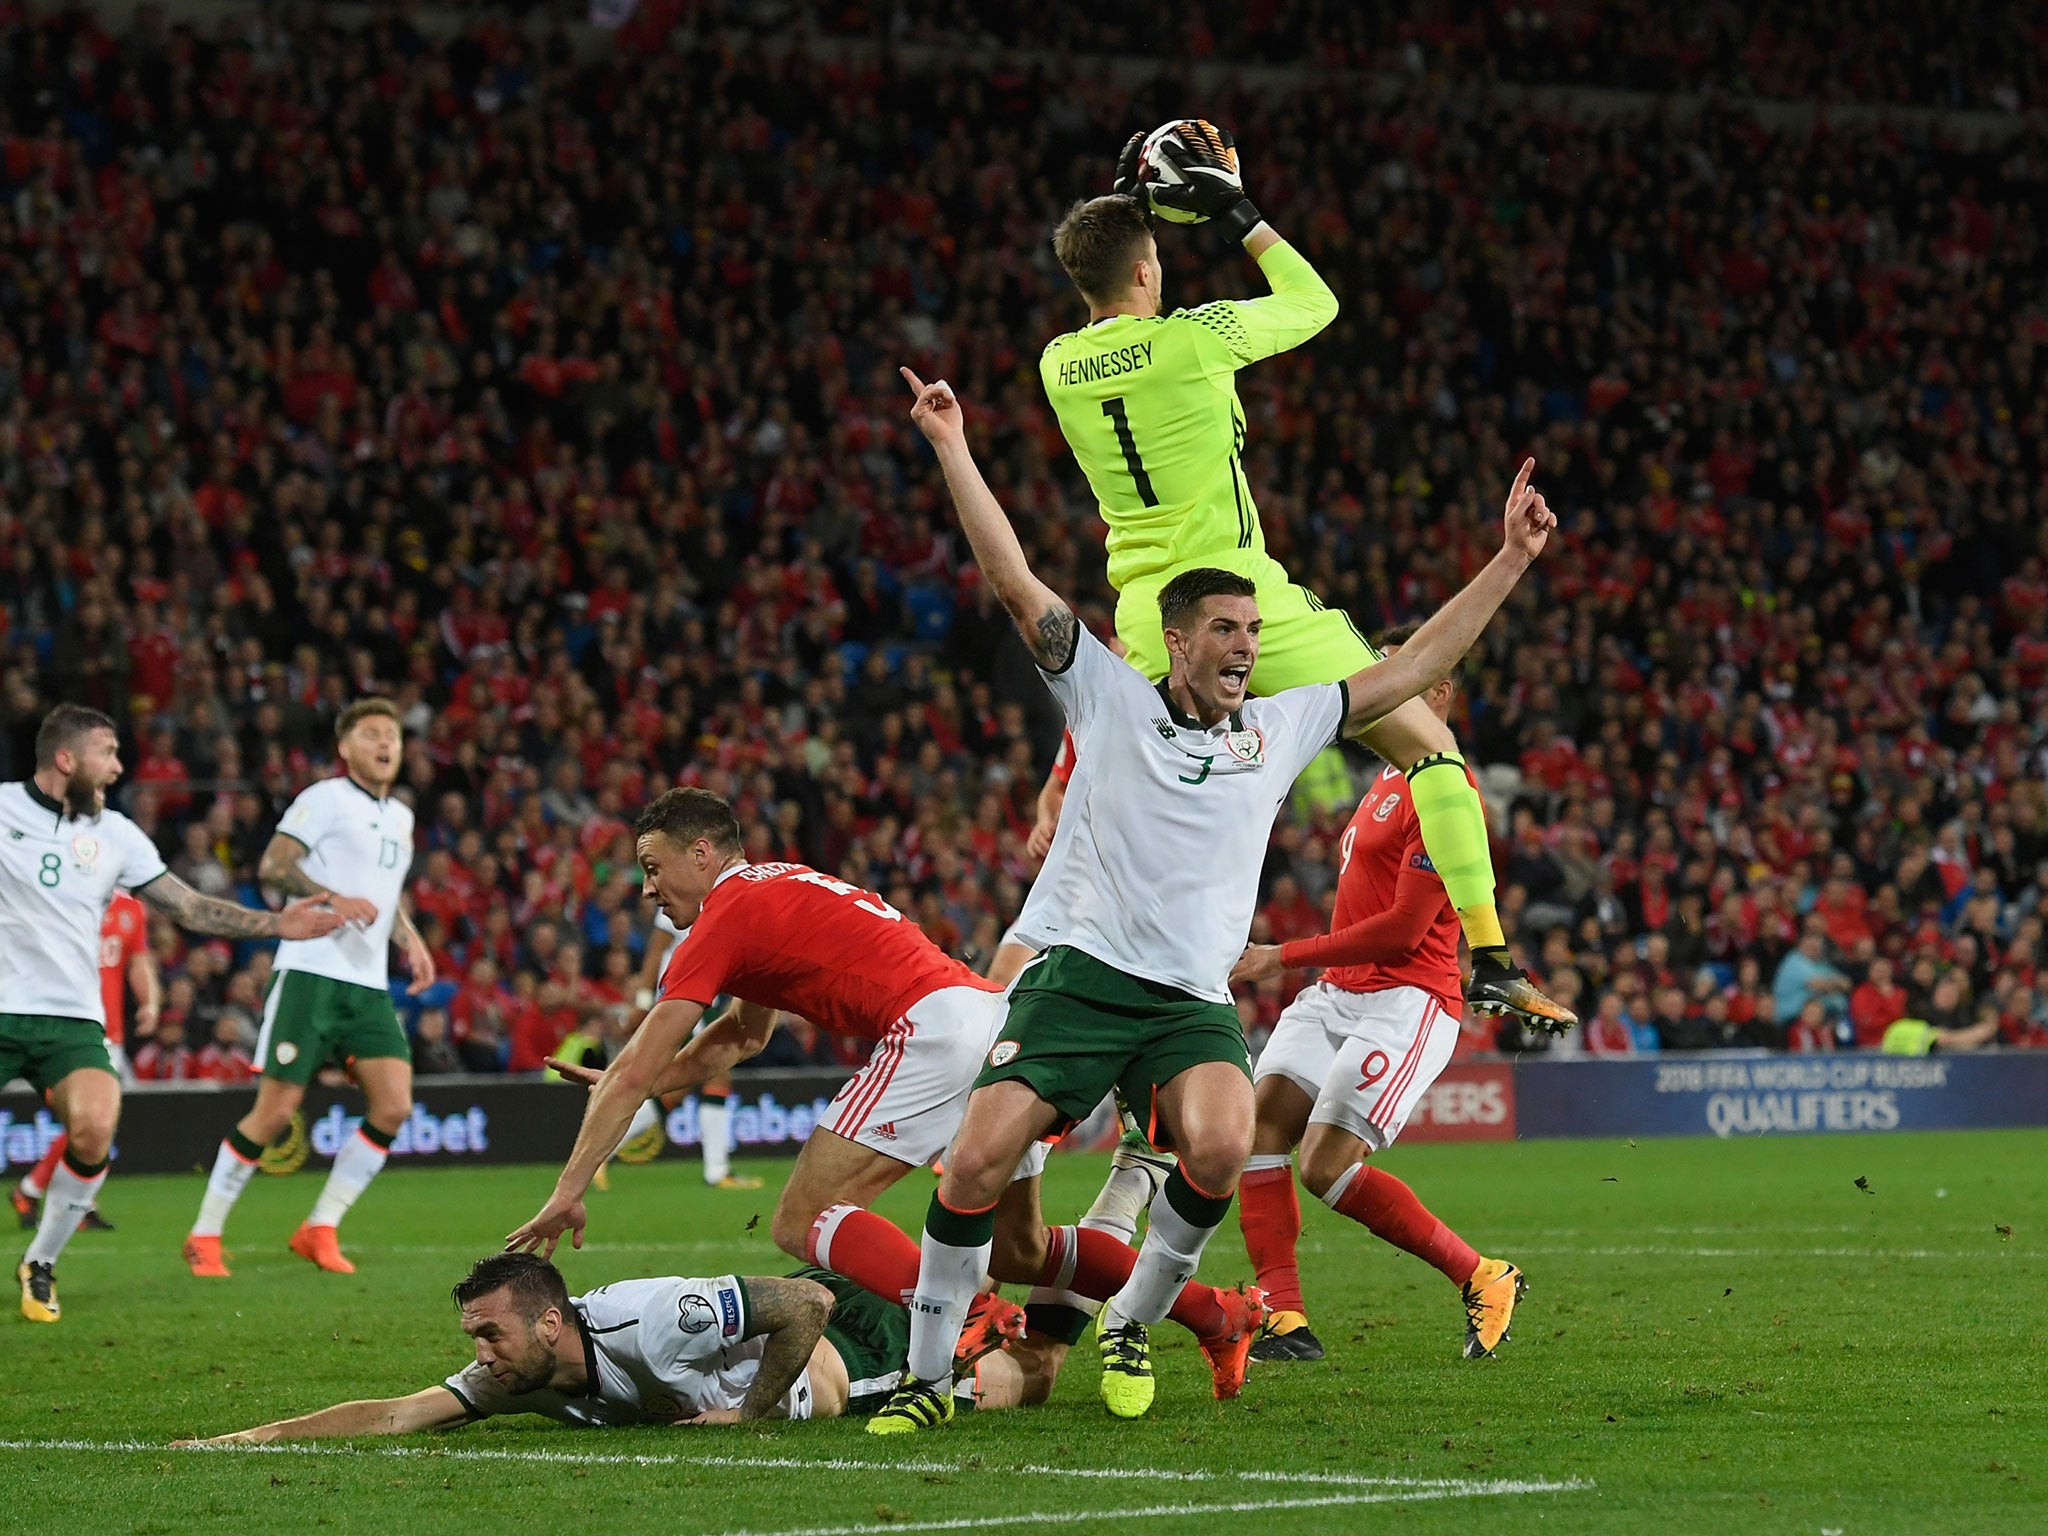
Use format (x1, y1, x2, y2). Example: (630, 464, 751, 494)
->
(136, 874, 345, 942)
(899, 368, 1076, 670)
(724, 1275, 835, 1424)
(260, 833, 380, 926)
(1028, 601, 1081, 673)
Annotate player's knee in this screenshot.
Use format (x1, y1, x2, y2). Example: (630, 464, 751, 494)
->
(66, 1118, 115, 1163)
(1179, 1141, 1251, 1202)
(767, 1198, 816, 1261)
(1296, 1131, 1363, 1199)
(364, 1097, 413, 1137)
(937, 1143, 1014, 1211)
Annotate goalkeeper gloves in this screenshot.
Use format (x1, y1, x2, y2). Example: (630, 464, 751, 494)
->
(1112, 130, 1146, 197)
(1147, 120, 1264, 243)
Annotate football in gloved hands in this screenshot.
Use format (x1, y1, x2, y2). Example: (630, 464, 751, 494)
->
(1136, 119, 1252, 229)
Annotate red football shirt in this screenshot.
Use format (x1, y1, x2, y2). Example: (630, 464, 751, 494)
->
(1321, 764, 1463, 1010)
(659, 862, 995, 1038)
(1051, 731, 1077, 787)
(99, 891, 148, 1047)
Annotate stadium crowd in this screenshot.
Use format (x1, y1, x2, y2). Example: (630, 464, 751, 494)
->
(1, 3, 2046, 1083)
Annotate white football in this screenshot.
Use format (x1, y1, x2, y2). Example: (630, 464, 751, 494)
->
(1137, 121, 1206, 224)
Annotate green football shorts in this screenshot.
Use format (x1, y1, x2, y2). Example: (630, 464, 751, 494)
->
(0, 1013, 116, 1094)
(975, 945, 1250, 1150)
(255, 970, 410, 1085)
(790, 1266, 913, 1414)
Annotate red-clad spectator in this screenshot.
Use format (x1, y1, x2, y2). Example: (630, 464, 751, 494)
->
(132, 1015, 198, 1081)
(1849, 957, 1910, 1048)
(194, 1018, 256, 1083)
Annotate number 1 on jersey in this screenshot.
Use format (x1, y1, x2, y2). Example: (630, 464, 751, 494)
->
(1101, 397, 1158, 507)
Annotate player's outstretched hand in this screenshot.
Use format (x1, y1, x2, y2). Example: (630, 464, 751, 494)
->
(682, 1408, 744, 1426)
(277, 897, 346, 940)
(325, 894, 379, 927)
(1500, 457, 1555, 564)
(900, 367, 964, 448)
(1229, 944, 1285, 986)
(505, 1194, 587, 1259)
(1112, 130, 1145, 195)
(544, 1056, 604, 1089)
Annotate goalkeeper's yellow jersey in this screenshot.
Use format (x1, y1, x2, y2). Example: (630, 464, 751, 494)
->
(1040, 239, 1337, 591)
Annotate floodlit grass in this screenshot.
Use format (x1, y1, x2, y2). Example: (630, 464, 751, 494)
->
(0, 1130, 2041, 1534)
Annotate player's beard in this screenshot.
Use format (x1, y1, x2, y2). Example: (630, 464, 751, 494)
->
(494, 1330, 558, 1395)
(62, 767, 105, 817)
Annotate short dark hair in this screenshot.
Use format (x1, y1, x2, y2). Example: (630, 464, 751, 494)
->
(35, 703, 116, 768)
(1158, 567, 1258, 633)
(635, 786, 743, 856)
(336, 697, 402, 740)
(452, 1252, 570, 1320)
(1052, 194, 1153, 305)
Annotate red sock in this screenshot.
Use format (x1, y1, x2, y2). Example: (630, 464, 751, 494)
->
(806, 1203, 922, 1305)
(1043, 1224, 1228, 1338)
(23, 1134, 67, 1199)
(1330, 1164, 1480, 1285)
(1237, 1165, 1305, 1315)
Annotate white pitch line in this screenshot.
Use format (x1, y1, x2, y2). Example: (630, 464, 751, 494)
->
(1503, 1244, 2033, 1261)
(0, 1439, 1584, 1497)
(727, 1481, 1593, 1536)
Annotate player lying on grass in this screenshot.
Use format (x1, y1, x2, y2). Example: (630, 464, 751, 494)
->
(870, 371, 1555, 1431)
(171, 1251, 1046, 1444)
(512, 788, 1264, 1392)
(2, 703, 344, 1324)
(1232, 624, 1522, 1366)
(1041, 119, 1572, 1034)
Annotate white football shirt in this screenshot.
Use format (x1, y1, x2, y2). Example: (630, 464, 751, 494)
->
(441, 1274, 816, 1425)
(0, 781, 168, 1024)
(270, 776, 415, 989)
(1036, 628, 1347, 1002)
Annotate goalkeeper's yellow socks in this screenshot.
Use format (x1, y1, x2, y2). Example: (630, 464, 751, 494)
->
(1405, 752, 1504, 957)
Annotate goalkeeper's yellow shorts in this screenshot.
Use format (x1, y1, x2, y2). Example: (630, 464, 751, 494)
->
(1114, 550, 1380, 692)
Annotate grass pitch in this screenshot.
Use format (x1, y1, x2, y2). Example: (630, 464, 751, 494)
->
(0, 1130, 2041, 1535)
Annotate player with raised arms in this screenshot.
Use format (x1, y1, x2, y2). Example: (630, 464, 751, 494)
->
(1233, 623, 1522, 1366)
(183, 698, 437, 1279)
(867, 371, 1555, 1430)
(1041, 119, 1573, 1034)
(1, 704, 343, 1322)
(171, 1251, 1046, 1443)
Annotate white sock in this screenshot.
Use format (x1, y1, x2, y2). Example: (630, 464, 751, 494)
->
(19, 1169, 46, 1200)
(25, 1156, 108, 1267)
(907, 1224, 991, 1386)
(307, 1127, 390, 1229)
(1104, 1184, 1220, 1329)
(700, 1093, 732, 1184)
(191, 1139, 260, 1238)
(615, 1099, 660, 1154)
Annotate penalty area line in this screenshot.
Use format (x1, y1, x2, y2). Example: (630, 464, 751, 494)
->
(0, 1439, 1591, 1498)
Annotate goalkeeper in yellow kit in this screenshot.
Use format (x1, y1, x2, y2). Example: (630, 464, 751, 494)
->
(1039, 120, 1573, 1030)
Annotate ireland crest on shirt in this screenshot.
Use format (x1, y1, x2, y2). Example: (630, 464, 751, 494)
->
(71, 834, 100, 873)
(1224, 726, 1265, 766)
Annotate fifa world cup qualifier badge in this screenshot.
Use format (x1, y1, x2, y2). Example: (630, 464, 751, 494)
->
(1224, 726, 1265, 766)
(70, 833, 100, 873)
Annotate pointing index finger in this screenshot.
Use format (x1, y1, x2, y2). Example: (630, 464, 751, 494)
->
(1508, 456, 1535, 510)
(899, 366, 926, 397)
